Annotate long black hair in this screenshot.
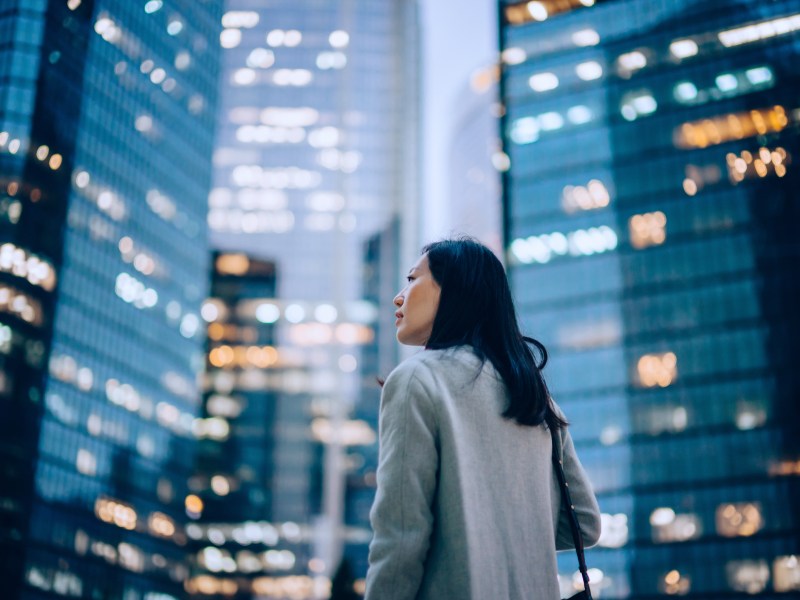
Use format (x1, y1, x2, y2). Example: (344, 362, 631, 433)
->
(423, 237, 566, 430)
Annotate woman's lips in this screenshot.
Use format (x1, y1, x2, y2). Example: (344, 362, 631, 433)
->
(395, 311, 403, 325)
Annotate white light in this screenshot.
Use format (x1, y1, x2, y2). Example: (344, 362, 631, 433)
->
(718, 13, 800, 48)
(233, 68, 257, 85)
(315, 304, 338, 324)
(650, 507, 676, 527)
(246, 48, 274, 68)
(283, 30, 302, 47)
(670, 39, 699, 59)
(632, 94, 657, 114)
(502, 47, 527, 65)
(316, 51, 347, 70)
(167, 20, 183, 36)
(255, 303, 280, 324)
(266, 29, 284, 47)
(674, 81, 698, 102)
(618, 51, 647, 71)
(539, 112, 564, 131)
(329, 30, 349, 48)
(579, 0, 595, 5)
(527, 1, 548, 21)
(220, 29, 242, 49)
(75, 171, 90, 188)
(149, 68, 165, 84)
(528, 72, 559, 92)
(567, 105, 593, 125)
(716, 73, 738, 92)
(200, 302, 219, 322)
(510, 117, 539, 145)
(180, 314, 199, 338)
(745, 66, 773, 85)
(261, 107, 319, 127)
(339, 354, 357, 373)
(135, 115, 153, 132)
(221, 11, 260, 29)
(175, 50, 192, 71)
(284, 304, 305, 323)
(572, 28, 599, 47)
(308, 127, 340, 148)
(576, 60, 603, 81)
(144, 1, 162, 14)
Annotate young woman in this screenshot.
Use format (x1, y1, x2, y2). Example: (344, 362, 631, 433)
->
(365, 238, 601, 600)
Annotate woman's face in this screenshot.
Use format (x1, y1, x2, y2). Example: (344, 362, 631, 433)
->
(394, 253, 441, 346)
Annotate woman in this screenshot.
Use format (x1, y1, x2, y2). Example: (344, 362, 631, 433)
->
(365, 238, 601, 600)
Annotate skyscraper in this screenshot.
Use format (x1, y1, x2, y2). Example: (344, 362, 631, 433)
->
(208, 0, 419, 581)
(0, 1, 220, 598)
(500, 0, 799, 597)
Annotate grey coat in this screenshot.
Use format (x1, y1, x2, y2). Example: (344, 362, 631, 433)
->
(365, 346, 601, 600)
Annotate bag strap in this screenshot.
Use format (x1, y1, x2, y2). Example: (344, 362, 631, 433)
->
(551, 427, 593, 600)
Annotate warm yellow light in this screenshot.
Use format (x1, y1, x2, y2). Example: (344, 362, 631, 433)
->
(185, 494, 204, 515)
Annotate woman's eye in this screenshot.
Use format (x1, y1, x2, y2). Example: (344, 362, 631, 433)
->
(406, 276, 414, 282)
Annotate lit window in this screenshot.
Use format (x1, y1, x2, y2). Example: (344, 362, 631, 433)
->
(528, 72, 559, 92)
(650, 508, 702, 543)
(575, 60, 602, 81)
(167, 20, 183, 36)
(673, 81, 698, 103)
(718, 13, 800, 48)
(283, 29, 302, 47)
(621, 92, 657, 121)
(510, 116, 539, 145)
(566, 105, 593, 125)
(636, 351, 676, 387)
(597, 513, 628, 548)
(629, 211, 666, 248)
(716, 502, 763, 537)
(329, 30, 349, 48)
(221, 11, 259, 28)
(246, 48, 274, 68)
(745, 66, 773, 85)
(660, 570, 690, 595)
(726, 560, 769, 595)
(539, 111, 563, 131)
(572, 28, 599, 47)
(526, 1, 548, 21)
(220, 28, 241, 49)
(716, 73, 738, 92)
(669, 39, 698, 59)
(266, 29, 285, 46)
(618, 50, 647, 72)
(773, 556, 800, 592)
(144, 1, 162, 14)
(233, 68, 257, 85)
(502, 47, 526, 65)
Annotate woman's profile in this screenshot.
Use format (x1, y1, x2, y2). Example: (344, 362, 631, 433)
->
(364, 238, 601, 600)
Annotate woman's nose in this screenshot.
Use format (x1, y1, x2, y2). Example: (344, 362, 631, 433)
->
(394, 294, 403, 307)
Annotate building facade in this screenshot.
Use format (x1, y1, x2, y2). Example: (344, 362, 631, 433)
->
(0, 1, 220, 598)
(207, 0, 419, 587)
(500, 0, 799, 597)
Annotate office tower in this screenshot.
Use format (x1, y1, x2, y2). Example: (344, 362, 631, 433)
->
(500, 0, 799, 597)
(0, 1, 220, 598)
(187, 252, 328, 598)
(446, 66, 504, 256)
(209, 0, 420, 580)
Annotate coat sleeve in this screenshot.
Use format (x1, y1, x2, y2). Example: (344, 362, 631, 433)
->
(555, 426, 602, 550)
(365, 365, 438, 600)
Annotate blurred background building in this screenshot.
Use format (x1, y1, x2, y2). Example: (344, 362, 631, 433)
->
(500, 0, 800, 597)
(0, 0, 220, 599)
(201, 0, 419, 596)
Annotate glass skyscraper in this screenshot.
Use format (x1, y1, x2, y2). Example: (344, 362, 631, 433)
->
(0, 1, 220, 599)
(500, 0, 799, 597)
(207, 0, 419, 588)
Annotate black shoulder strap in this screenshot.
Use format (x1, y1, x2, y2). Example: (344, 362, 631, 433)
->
(551, 427, 593, 600)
